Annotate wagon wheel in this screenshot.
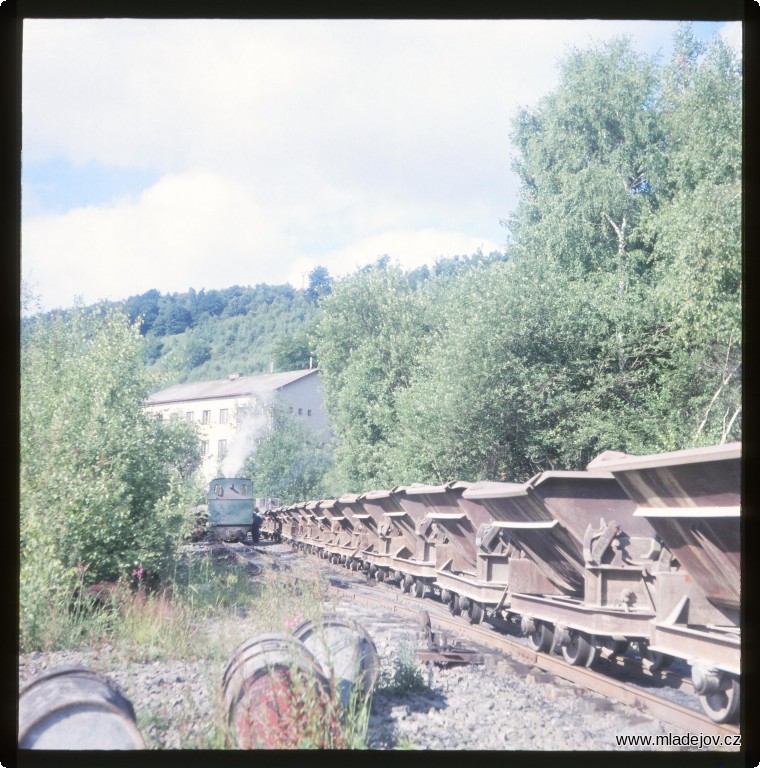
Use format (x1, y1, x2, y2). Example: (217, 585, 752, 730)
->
(526, 621, 554, 654)
(448, 593, 462, 616)
(402, 574, 414, 593)
(411, 579, 426, 599)
(648, 651, 674, 672)
(466, 601, 485, 625)
(350, 559, 359, 571)
(699, 676, 740, 724)
(561, 631, 596, 667)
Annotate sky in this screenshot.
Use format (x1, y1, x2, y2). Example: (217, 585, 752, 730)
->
(21, 18, 742, 314)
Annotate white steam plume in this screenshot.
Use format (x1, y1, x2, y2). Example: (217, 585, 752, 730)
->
(220, 400, 271, 478)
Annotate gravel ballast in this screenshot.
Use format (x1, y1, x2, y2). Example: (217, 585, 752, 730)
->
(18, 544, 736, 752)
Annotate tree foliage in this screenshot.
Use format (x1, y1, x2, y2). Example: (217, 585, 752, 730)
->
(644, 29, 742, 444)
(315, 260, 436, 489)
(271, 329, 316, 371)
(20, 306, 201, 647)
(243, 406, 332, 503)
(306, 265, 334, 303)
(314, 25, 741, 489)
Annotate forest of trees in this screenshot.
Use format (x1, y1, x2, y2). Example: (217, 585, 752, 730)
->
(22, 274, 330, 386)
(20, 25, 741, 632)
(315, 27, 741, 490)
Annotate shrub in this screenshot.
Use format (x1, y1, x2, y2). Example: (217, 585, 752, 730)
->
(20, 305, 201, 650)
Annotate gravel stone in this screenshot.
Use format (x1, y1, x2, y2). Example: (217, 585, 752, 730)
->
(17, 542, 739, 752)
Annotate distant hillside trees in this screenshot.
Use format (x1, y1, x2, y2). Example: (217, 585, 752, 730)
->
(271, 330, 316, 371)
(110, 283, 321, 382)
(306, 265, 334, 303)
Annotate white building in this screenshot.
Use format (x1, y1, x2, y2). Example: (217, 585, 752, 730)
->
(145, 369, 328, 483)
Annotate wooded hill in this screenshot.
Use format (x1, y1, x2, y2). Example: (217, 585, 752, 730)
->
(22, 252, 507, 387)
(123, 282, 321, 383)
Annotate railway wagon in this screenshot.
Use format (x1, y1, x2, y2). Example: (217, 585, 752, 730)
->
(275, 504, 301, 544)
(256, 497, 282, 541)
(302, 500, 331, 555)
(291, 501, 316, 552)
(477, 470, 660, 665)
(356, 488, 417, 582)
(316, 498, 363, 567)
(337, 493, 383, 568)
(207, 478, 255, 542)
(390, 482, 472, 600)
(281, 441, 741, 723)
(429, 481, 514, 623)
(587, 442, 741, 723)
(259, 511, 281, 541)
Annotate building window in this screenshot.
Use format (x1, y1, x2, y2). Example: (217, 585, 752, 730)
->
(186, 411, 194, 423)
(238, 405, 254, 420)
(218, 439, 227, 456)
(202, 410, 211, 424)
(298, 408, 303, 415)
(307, 409, 312, 416)
(200, 440, 209, 456)
(288, 406, 293, 413)
(219, 408, 228, 424)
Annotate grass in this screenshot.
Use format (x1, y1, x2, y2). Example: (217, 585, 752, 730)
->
(19, 545, 373, 749)
(376, 639, 430, 697)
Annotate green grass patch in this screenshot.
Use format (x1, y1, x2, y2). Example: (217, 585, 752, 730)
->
(20, 546, 374, 749)
(376, 640, 429, 697)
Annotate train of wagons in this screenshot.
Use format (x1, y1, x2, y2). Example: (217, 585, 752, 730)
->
(208, 441, 741, 724)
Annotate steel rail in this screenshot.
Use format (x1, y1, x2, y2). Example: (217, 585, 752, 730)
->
(220, 540, 740, 741)
(325, 581, 740, 741)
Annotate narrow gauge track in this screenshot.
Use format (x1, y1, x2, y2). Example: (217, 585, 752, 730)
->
(220, 539, 739, 742)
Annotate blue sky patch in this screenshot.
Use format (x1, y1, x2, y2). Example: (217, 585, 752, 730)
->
(22, 157, 160, 216)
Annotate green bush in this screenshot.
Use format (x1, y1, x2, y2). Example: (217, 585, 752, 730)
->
(20, 305, 201, 650)
(377, 640, 429, 697)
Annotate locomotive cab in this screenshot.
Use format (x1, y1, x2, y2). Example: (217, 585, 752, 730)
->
(207, 477, 255, 542)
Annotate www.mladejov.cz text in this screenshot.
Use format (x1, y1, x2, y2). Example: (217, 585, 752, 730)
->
(615, 733, 741, 749)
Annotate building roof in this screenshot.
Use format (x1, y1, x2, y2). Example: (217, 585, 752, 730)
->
(146, 369, 319, 406)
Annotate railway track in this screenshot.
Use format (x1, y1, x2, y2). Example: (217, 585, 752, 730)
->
(219, 538, 740, 743)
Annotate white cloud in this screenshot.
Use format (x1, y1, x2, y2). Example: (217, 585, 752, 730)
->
(287, 228, 503, 287)
(718, 22, 742, 57)
(22, 168, 505, 311)
(23, 18, 700, 312)
(22, 170, 293, 309)
(22, 19, 680, 177)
